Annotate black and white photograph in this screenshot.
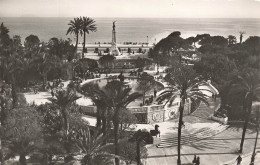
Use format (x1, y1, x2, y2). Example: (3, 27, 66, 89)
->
(0, 0, 260, 164)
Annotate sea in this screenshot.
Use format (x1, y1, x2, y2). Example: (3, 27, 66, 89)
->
(0, 17, 260, 44)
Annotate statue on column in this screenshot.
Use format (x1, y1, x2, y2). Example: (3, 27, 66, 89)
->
(110, 21, 121, 56)
(113, 21, 116, 31)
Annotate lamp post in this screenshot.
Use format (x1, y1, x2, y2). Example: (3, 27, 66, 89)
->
(146, 36, 148, 47)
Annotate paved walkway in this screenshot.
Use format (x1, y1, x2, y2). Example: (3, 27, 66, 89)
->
(223, 149, 260, 165)
(146, 127, 260, 165)
(146, 98, 260, 165)
(158, 98, 226, 148)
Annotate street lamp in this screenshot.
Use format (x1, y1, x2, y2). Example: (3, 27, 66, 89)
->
(146, 36, 148, 47)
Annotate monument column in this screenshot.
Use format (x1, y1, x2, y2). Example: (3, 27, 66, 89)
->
(110, 21, 121, 56)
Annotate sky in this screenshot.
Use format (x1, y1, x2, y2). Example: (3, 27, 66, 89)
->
(0, 0, 260, 18)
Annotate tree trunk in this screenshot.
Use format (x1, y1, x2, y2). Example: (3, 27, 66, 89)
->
(11, 82, 17, 108)
(96, 107, 102, 129)
(250, 125, 259, 164)
(0, 97, 5, 165)
(136, 141, 141, 165)
(61, 108, 71, 158)
(61, 108, 68, 132)
(143, 92, 146, 105)
(177, 96, 185, 165)
(102, 117, 107, 143)
(42, 73, 47, 91)
(48, 155, 53, 165)
(113, 117, 120, 165)
(96, 116, 102, 128)
(75, 33, 79, 56)
(239, 93, 253, 153)
(42, 153, 48, 165)
(19, 153, 27, 165)
(0, 98, 6, 126)
(82, 32, 86, 59)
(0, 138, 4, 165)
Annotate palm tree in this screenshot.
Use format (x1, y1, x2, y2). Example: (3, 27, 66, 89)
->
(239, 31, 246, 44)
(4, 107, 42, 165)
(72, 127, 115, 165)
(231, 68, 260, 153)
(32, 43, 57, 90)
(48, 89, 81, 156)
(66, 17, 83, 56)
(1, 50, 24, 107)
(81, 17, 97, 59)
(129, 130, 150, 165)
(80, 83, 108, 132)
(157, 65, 211, 165)
(104, 80, 142, 165)
(80, 81, 141, 165)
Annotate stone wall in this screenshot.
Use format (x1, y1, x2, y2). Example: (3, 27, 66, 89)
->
(81, 100, 191, 124)
(147, 105, 165, 124)
(164, 99, 191, 121)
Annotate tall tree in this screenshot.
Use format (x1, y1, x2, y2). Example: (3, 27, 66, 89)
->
(227, 35, 237, 45)
(48, 89, 81, 158)
(157, 65, 211, 165)
(231, 68, 260, 153)
(104, 80, 142, 165)
(194, 53, 237, 84)
(99, 55, 115, 76)
(72, 127, 115, 165)
(0, 35, 25, 107)
(48, 37, 75, 61)
(36, 103, 64, 164)
(24, 34, 40, 60)
(32, 43, 58, 90)
(239, 31, 246, 44)
(99, 55, 115, 68)
(243, 36, 260, 56)
(80, 83, 108, 131)
(135, 57, 152, 71)
(4, 106, 42, 165)
(74, 58, 98, 79)
(24, 35, 40, 50)
(129, 130, 149, 165)
(149, 31, 192, 66)
(81, 17, 97, 59)
(136, 72, 156, 104)
(0, 23, 11, 49)
(66, 17, 83, 56)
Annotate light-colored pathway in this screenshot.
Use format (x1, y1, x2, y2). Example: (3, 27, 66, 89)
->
(146, 127, 260, 165)
(157, 98, 225, 148)
(146, 98, 260, 165)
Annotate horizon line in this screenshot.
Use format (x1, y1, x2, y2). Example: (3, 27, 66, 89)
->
(1, 16, 260, 19)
